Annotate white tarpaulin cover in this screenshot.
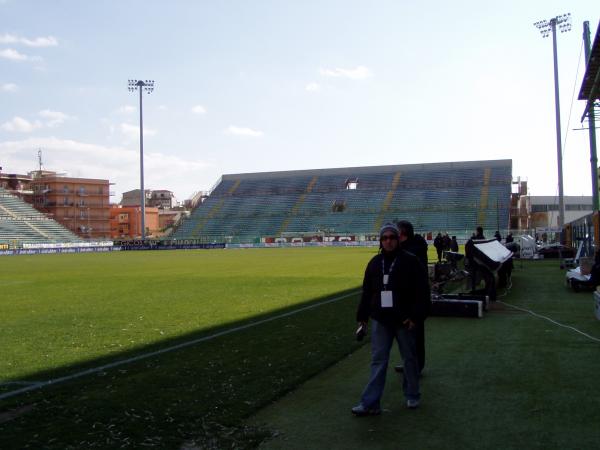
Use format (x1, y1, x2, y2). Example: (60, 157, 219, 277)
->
(474, 240, 513, 264)
(566, 267, 590, 282)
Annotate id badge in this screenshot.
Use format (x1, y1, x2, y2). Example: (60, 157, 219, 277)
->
(381, 290, 393, 308)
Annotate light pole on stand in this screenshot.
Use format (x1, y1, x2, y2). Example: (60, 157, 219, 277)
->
(128, 79, 155, 239)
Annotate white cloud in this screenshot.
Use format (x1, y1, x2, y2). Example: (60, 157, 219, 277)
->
(226, 126, 264, 138)
(191, 104, 207, 114)
(22, 36, 58, 48)
(1, 83, 18, 92)
(0, 48, 28, 61)
(0, 33, 58, 47)
(38, 109, 74, 127)
(157, 105, 168, 111)
(116, 105, 136, 114)
(319, 65, 372, 80)
(120, 122, 157, 140)
(1, 116, 42, 132)
(1, 110, 74, 132)
(0, 136, 211, 200)
(305, 82, 320, 92)
(0, 48, 42, 62)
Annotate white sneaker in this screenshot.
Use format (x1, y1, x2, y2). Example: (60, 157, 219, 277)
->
(406, 399, 420, 409)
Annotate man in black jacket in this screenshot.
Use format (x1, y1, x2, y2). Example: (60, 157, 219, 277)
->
(352, 223, 431, 416)
(394, 220, 429, 376)
(397, 221, 428, 267)
(465, 227, 485, 290)
(433, 233, 444, 262)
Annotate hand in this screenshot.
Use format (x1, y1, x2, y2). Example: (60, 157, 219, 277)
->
(403, 319, 416, 330)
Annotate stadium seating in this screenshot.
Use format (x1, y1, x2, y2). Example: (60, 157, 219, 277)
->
(172, 160, 512, 241)
(0, 188, 83, 245)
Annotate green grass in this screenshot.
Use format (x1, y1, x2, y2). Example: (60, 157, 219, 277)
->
(3, 249, 589, 449)
(251, 260, 600, 450)
(0, 248, 373, 382)
(0, 247, 375, 448)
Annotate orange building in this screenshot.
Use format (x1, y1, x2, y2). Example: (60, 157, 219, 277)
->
(110, 205, 160, 239)
(29, 172, 112, 239)
(158, 210, 181, 230)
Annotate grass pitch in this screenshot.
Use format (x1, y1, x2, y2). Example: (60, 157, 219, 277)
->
(3, 249, 596, 449)
(1, 247, 373, 382)
(0, 247, 373, 448)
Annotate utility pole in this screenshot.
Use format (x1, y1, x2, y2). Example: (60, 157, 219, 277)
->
(128, 79, 155, 239)
(534, 13, 571, 229)
(583, 21, 599, 213)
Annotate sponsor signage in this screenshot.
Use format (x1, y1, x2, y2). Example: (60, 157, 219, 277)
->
(0, 247, 117, 256)
(114, 239, 225, 251)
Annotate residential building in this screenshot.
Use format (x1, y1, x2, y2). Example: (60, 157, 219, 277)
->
(120, 189, 174, 209)
(110, 205, 160, 239)
(0, 172, 33, 197)
(150, 190, 174, 209)
(29, 171, 112, 239)
(120, 189, 151, 207)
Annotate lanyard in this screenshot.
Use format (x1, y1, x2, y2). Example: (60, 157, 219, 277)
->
(381, 257, 397, 290)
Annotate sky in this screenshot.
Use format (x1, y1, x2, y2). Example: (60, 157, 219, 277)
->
(0, 0, 598, 203)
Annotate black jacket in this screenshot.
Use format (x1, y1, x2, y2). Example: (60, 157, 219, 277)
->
(589, 262, 600, 286)
(357, 250, 431, 326)
(400, 235, 428, 268)
(450, 239, 459, 252)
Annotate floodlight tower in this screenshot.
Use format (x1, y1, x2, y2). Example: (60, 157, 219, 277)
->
(128, 79, 155, 239)
(583, 21, 599, 213)
(534, 13, 571, 229)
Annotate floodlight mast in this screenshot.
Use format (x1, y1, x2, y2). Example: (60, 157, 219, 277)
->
(534, 13, 571, 229)
(127, 79, 155, 239)
(583, 21, 599, 213)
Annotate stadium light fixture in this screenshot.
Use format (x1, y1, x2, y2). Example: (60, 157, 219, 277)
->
(127, 79, 155, 239)
(534, 13, 571, 229)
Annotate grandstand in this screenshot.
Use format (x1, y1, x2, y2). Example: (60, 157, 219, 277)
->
(0, 188, 83, 245)
(173, 159, 512, 242)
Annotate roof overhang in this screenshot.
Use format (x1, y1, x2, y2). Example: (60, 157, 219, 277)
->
(579, 20, 600, 101)
(579, 21, 600, 122)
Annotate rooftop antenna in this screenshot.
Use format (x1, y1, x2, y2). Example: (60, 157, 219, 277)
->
(37, 149, 43, 172)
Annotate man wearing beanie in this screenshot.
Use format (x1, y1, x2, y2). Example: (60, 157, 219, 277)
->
(352, 223, 431, 415)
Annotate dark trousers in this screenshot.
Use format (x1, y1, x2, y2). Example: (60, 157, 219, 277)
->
(416, 322, 425, 372)
(436, 249, 442, 262)
(571, 278, 596, 292)
(468, 260, 478, 290)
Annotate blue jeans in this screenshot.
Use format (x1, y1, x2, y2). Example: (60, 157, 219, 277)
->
(360, 319, 420, 408)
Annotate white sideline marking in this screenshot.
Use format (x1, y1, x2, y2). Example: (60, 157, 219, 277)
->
(0, 291, 360, 401)
(498, 301, 600, 343)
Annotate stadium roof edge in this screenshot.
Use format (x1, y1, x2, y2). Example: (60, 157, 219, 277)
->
(221, 159, 512, 181)
(579, 20, 600, 101)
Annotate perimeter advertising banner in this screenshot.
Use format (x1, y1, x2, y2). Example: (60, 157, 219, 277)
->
(114, 240, 225, 250)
